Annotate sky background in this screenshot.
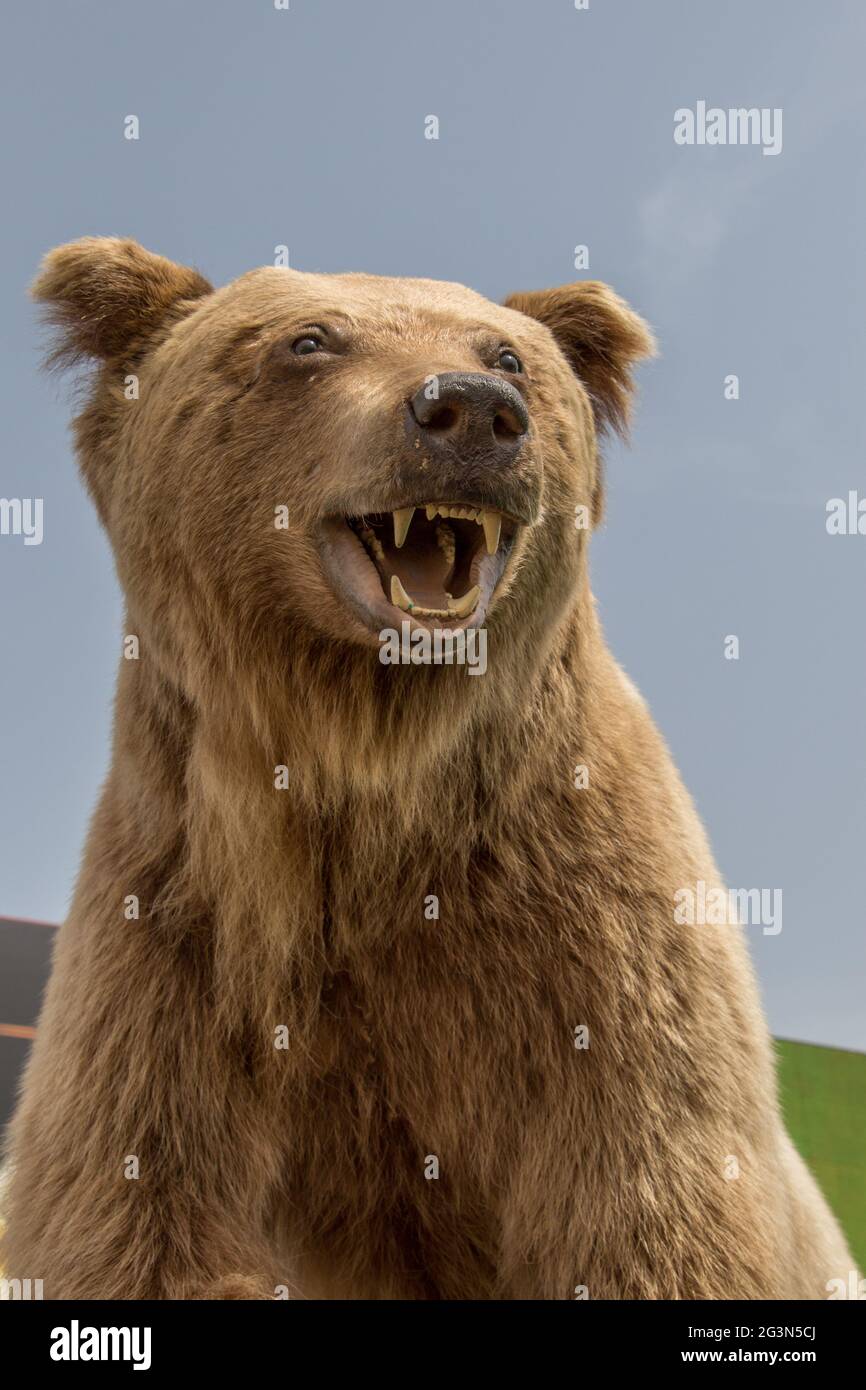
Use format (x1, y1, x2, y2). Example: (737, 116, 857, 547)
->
(0, 0, 863, 1049)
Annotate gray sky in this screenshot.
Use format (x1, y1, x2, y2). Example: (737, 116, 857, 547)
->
(0, 0, 863, 1049)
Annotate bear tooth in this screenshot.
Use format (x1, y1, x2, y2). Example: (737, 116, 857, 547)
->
(390, 575, 414, 611)
(482, 510, 501, 555)
(393, 507, 415, 548)
(448, 585, 480, 618)
(425, 504, 437, 520)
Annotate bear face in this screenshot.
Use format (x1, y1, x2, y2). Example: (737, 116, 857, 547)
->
(34, 239, 653, 704)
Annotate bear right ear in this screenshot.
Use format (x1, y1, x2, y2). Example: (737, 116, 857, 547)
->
(503, 281, 655, 440)
(31, 237, 213, 369)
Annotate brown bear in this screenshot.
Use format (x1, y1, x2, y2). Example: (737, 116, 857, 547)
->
(1, 238, 853, 1299)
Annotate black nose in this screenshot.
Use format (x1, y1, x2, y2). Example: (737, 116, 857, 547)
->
(408, 371, 529, 464)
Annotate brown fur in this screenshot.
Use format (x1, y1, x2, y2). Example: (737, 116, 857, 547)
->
(2, 239, 853, 1299)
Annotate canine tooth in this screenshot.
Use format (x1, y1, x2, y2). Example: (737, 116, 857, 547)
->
(482, 510, 502, 555)
(390, 575, 414, 611)
(393, 507, 415, 548)
(448, 584, 480, 618)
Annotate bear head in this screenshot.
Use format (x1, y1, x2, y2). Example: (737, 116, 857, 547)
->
(33, 238, 653, 756)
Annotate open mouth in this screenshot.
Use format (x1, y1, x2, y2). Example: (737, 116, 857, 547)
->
(318, 501, 520, 634)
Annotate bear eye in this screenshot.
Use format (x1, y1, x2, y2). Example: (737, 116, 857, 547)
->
(292, 334, 325, 356)
(497, 348, 522, 374)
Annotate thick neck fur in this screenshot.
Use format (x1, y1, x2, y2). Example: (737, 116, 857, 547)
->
(100, 584, 611, 1024)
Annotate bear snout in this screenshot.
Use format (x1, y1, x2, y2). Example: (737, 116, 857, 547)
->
(407, 371, 529, 471)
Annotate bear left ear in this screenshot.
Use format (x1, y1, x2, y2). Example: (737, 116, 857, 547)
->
(31, 236, 213, 370)
(503, 281, 655, 439)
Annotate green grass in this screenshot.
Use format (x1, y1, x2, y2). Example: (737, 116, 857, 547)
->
(776, 1039, 866, 1272)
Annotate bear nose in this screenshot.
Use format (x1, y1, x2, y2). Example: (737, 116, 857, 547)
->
(408, 371, 529, 463)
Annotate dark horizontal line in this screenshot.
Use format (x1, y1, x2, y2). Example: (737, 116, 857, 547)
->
(0, 915, 59, 929)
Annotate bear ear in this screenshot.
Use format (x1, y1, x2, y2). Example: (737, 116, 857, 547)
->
(503, 281, 655, 439)
(31, 237, 213, 369)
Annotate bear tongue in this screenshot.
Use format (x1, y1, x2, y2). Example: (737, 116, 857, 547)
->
(364, 520, 455, 610)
